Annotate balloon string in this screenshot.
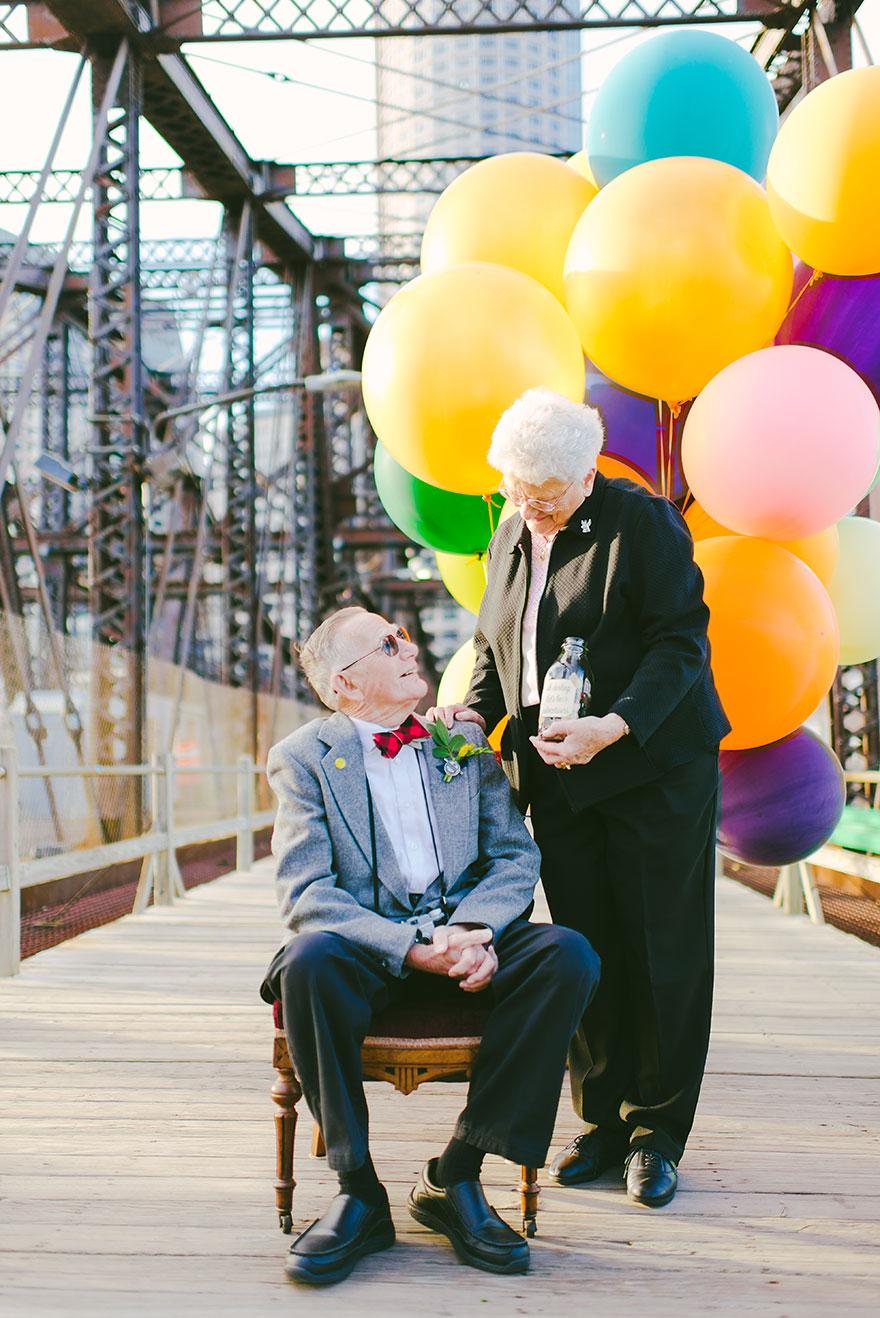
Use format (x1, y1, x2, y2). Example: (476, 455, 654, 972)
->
(784, 267, 824, 319)
(484, 493, 498, 538)
(655, 399, 665, 498)
(479, 551, 488, 585)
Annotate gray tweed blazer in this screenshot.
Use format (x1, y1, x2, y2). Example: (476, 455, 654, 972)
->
(265, 711, 540, 977)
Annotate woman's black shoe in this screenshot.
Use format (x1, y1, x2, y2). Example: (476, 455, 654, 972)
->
(284, 1193, 395, 1286)
(548, 1128, 628, 1185)
(409, 1159, 530, 1275)
(624, 1149, 678, 1207)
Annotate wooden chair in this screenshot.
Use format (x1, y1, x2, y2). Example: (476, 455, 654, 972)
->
(270, 999, 541, 1238)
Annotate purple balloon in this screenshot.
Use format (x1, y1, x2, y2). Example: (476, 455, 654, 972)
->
(776, 264, 880, 405)
(585, 365, 686, 497)
(719, 727, 845, 867)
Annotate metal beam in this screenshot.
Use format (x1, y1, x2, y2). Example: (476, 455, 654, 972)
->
(87, 44, 146, 788)
(151, 1, 798, 42)
(0, 2, 805, 47)
(0, 157, 520, 204)
(28, 1, 316, 267)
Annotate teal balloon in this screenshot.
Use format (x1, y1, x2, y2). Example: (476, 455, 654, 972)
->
(373, 443, 503, 554)
(587, 30, 779, 187)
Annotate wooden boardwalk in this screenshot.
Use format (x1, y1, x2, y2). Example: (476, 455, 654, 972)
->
(1, 859, 879, 1317)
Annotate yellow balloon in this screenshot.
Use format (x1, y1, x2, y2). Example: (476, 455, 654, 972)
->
(568, 150, 598, 190)
(436, 638, 477, 706)
(435, 638, 509, 752)
(684, 500, 840, 587)
(767, 68, 880, 277)
(563, 157, 793, 403)
(421, 153, 595, 303)
(362, 264, 586, 495)
(828, 517, 880, 664)
(436, 551, 488, 615)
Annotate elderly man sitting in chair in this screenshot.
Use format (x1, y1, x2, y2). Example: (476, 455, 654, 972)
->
(261, 606, 600, 1286)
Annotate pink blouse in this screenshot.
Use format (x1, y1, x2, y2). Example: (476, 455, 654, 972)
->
(520, 531, 558, 707)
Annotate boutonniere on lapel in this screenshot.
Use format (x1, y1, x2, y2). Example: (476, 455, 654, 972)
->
(427, 718, 494, 783)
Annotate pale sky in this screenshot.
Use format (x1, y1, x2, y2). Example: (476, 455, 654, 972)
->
(0, 11, 877, 248)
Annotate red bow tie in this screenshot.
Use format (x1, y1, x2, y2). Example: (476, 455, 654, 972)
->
(373, 715, 431, 760)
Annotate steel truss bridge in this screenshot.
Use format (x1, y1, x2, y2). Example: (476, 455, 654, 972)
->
(0, 0, 874, 818)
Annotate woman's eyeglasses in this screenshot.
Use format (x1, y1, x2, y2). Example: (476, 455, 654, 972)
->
(499, 480, 574, 514)
(337, 626, 411, 674)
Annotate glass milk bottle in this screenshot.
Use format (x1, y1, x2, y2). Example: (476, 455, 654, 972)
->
(538, 637, 593, 736)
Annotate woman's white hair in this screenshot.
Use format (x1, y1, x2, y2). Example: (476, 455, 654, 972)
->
(298, 606, 367, 709)
(489, 387, 605, 487)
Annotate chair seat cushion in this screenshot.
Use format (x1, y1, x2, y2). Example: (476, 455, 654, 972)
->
(273, 997, 489, 1040)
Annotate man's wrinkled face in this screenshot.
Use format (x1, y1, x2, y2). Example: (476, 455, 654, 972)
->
(333, 613, 427, 710)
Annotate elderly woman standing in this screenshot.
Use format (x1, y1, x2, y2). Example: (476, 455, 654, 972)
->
(433, 388, 729, 1208)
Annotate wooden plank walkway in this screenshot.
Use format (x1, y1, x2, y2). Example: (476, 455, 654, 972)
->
(1, 859, 879, 1316)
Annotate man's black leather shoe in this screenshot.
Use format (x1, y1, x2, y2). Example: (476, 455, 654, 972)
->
(548, 1128, 628, 1186)
(625, 1149, 678, 1208)
(409, 1160, 529, 1275)
(284, 1193, 395, 1285)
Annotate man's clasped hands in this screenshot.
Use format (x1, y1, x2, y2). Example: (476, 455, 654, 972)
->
(404, 924, 498, 993)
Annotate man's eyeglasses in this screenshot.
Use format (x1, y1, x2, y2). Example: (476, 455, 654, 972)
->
(337, 626, 411, 674)
(499, 480, 574, 514)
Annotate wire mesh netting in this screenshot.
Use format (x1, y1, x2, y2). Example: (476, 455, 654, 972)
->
(0, 609, 312, 865)
(1, 607, 315, 957)
(20, 830, 274, 959)
(725, 859, 880, 951)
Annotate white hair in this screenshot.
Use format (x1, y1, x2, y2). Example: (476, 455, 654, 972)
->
(298, 606, 367, 709)
(488, 388, 605, 486)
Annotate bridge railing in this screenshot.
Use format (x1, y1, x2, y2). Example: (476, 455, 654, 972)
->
(0, 745, 273, 976)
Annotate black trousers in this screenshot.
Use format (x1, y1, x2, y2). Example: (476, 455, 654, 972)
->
(527, 737, 719, 1165)
(263, 919, 600, 1172)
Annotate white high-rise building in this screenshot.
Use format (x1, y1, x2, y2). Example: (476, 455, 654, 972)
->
(376, 18, 583, 235)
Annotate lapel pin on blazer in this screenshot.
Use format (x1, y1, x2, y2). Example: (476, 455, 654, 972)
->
(334, 757, 346, 769)
(581, 519, 592, 534)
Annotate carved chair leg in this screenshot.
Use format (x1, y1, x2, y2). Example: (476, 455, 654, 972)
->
(520, 1165, 540, 1237)
(311, 1123, 327, 1158)
(271, 1063, 302, 1233)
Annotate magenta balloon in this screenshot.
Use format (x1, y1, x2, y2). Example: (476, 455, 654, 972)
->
(776, 264, 880, 404)
(719, 727, 845, 866)
(681, 344, 880, 539)
(585, 366, 686, 497)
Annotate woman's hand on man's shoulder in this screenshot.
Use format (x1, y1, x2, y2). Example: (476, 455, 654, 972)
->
(425, 703, 487, 732)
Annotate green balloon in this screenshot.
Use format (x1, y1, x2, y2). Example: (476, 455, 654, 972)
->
(374, 442, 503, 555)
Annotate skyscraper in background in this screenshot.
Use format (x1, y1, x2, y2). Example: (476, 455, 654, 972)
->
(374, 16, 584, 673)
(376, 18, 583, 238)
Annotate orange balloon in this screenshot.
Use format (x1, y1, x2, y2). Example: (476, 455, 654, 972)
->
(598, 454, 656, 492)
(694, 537, 839, 750)
(489, 716, 508, 753)
(684, 500, 840, 586)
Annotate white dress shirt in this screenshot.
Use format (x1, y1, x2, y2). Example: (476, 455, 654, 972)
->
(520, 532, 557, 707)
(352, 718, 444, 896)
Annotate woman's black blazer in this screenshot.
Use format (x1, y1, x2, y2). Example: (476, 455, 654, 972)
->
(465, 473, 731, 811)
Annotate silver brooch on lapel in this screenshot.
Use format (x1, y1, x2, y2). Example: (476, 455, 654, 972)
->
(581, 519, 592, 534)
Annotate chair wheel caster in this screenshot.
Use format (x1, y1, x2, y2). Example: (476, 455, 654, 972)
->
(524, 1219, 537, 1238)
(279, 1212, 292, 1234)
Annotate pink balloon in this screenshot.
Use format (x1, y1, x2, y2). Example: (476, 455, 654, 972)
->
(681, 345, 880, 539)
